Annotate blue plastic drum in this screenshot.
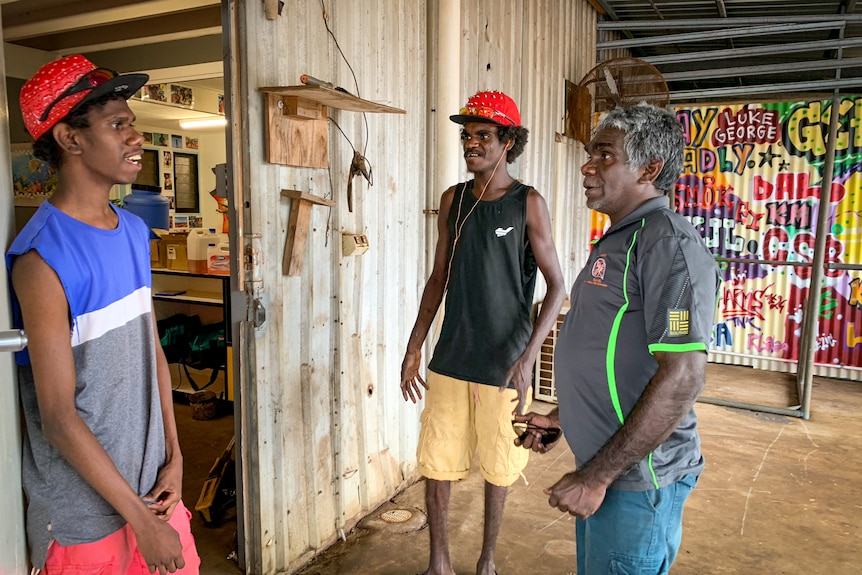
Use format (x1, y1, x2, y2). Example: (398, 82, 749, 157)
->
(122, 184, 169, 238)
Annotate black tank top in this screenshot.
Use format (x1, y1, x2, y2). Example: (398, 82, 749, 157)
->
(428, 180, 537, 387)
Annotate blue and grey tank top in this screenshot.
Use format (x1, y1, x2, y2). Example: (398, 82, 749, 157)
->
(6, 201, 166, 568)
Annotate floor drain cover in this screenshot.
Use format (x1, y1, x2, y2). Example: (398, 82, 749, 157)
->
(380, 509, 413, 523)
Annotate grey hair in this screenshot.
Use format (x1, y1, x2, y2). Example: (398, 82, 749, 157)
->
(594, 103, 684, 193)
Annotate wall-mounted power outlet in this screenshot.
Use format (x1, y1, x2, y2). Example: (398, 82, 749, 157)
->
(342, 233, 370, 256)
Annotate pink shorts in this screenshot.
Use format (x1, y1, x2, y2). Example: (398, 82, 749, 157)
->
(42, 500, 200, 574)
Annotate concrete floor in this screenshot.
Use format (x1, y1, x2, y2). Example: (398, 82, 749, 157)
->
(185, 363, 862, 574)
(174, 397, 241, 574)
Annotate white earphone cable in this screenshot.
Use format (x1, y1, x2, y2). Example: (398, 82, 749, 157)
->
(442, 146, 508, 293)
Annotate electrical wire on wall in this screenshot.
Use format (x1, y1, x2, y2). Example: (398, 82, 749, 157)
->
(319, 0, 373, 212)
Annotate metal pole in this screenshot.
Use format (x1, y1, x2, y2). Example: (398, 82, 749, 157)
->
(662, 57, 862, 82)
(798, 8, 846, 420)
(647, 37, 862, 65)
(798, 93, 841, 420)
(599, 15, 862, 30)
(597, 21, 845, 50)
(668, 78, 862, 102)
(698, 396, 803, 418)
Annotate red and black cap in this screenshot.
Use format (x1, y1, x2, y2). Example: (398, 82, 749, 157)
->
(20, 54, 149, 141)
(449, 90, 521, 127)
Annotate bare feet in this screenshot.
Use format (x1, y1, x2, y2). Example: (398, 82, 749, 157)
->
(476, 557, 496, 575)
(418, 566, 456, 575)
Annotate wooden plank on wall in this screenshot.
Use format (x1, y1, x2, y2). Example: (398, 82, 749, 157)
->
(264, 92, 329, 168)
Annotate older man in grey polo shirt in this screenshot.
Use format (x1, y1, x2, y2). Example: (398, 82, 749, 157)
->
(516, 103, 720, 575)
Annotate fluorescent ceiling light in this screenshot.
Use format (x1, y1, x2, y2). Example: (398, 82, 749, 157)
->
(178, 117, 227, 129)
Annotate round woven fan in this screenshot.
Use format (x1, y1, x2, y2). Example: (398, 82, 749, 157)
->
(568, 57, 670, 145)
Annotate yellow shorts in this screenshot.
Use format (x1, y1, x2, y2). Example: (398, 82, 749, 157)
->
(416, 370, 530, 487)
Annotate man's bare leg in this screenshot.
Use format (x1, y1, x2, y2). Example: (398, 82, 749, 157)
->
(476, 481, 508, 575)
(424, 478, 456, 575)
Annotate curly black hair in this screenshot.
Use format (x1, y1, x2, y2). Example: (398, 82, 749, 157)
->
(496, 125, 529, 163)
(33, 92, 125, 170)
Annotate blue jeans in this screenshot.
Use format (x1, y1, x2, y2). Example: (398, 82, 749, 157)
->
(575, 474, 698, 575)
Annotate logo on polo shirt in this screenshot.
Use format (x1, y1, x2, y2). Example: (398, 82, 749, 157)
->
(495, 226, 514, 237)
(591, 258, 606, 280)
(668, 309, 690, 336)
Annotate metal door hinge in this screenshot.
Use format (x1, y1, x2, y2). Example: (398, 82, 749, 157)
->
(243, 233, 266, 329)
(243, 233, 263, 295)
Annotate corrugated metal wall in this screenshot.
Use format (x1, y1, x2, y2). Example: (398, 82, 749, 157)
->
(233, 1, 599, 572)
(459, 0, 599, 287)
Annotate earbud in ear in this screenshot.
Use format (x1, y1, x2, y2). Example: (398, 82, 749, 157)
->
(506, 141, 513, 150)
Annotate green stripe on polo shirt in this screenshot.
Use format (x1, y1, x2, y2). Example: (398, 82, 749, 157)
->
(606, 225, 640, 427)
(649, 342, 709, 353)
(607, 218, 660, 490)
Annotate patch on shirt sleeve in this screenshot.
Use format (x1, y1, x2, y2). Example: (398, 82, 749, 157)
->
(667, 309, 690, 336)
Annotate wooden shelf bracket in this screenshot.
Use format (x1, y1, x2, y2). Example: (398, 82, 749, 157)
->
(260, 85, 405, 168)
(281, 189, 335, 276)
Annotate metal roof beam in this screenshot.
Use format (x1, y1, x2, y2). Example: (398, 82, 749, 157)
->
(645, 37, 862, 65)
(588, 0, 619, 20)
(598, 15, 862, 30)
(597, 21, 845, 50)
(669, 78, 862, 102)
(662, 57, 862, 81)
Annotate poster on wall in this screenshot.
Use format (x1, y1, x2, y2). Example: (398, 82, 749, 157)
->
(141, 84, 168, 103)
(590, 99, 862, 372)
(11, 144, 57, 204)
(154, 133, 169, 147)
(171, 134, 183, 149)
(170, 85, 194, 107)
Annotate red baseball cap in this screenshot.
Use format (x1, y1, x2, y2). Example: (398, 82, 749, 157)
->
(449, 90, 521, 127)
(20, 54, 149, 141)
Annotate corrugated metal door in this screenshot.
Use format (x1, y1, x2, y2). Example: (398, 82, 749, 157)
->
(0, 38, 29, 573)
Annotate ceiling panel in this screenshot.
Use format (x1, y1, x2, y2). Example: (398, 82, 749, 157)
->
(591, 0, 862, 102)
(1, 0, 223, 76)
(5, 0, 861, 106)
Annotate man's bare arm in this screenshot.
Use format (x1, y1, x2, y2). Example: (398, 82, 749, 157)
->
(504, 189, 567, 414)
(400, 187, 456, 402)
(578, 350, 706, 486)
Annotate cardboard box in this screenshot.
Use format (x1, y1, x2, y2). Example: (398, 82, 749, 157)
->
(150, 238, 166, 268)
(161, 232, 189, 271)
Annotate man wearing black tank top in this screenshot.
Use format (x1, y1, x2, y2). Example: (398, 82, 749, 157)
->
(400, 91, 566, 575)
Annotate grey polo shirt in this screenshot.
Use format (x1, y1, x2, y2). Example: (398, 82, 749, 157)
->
(555, 195, 719, 491)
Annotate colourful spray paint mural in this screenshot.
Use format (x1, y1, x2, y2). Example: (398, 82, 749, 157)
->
(590, 99, 862, 375)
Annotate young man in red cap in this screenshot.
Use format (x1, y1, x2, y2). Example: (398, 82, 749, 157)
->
(400, 90, 566, 575)
(7, 55, 199, 574)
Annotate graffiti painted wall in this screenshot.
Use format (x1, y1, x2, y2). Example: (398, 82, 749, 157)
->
(591, 99, 862, 378)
